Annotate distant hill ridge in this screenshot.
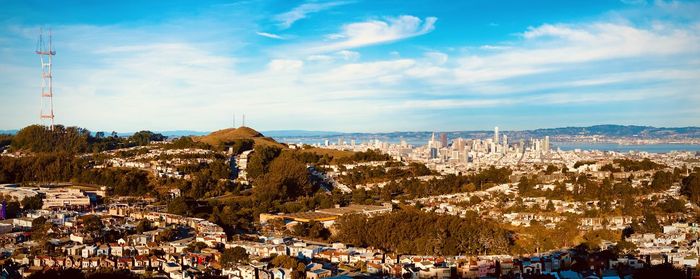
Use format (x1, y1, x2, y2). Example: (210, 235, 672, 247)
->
(270, 124, 700, 139)
(196, 126, 284, 147)
(2, 124, 699, 139)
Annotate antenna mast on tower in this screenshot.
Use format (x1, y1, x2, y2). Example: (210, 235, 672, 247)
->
(36, 29, 56, 130)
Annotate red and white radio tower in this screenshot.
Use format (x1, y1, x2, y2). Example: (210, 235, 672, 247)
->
(36, 29, 56, 130)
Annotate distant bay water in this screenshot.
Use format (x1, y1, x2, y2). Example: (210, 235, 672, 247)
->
(552, 142, 700, 153)
(275, 135, 700, 154)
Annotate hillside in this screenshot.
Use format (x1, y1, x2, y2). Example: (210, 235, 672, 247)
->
(196, 126, 285, 148)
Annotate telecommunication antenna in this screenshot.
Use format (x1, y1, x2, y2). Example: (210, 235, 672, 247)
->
(36, 28, 56, 130)
(242, 114, 246, 127)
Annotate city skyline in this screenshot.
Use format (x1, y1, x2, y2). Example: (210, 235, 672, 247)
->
(1, 0, 699, 132)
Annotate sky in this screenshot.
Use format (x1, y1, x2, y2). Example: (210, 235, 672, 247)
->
(0, 0, 699, 133)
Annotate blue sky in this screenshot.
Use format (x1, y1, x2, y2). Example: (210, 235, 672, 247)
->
(0, 0, 698, 132)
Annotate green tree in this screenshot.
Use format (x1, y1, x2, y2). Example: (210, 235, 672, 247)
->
(21, 195, 43, 210)
(546, 200, 555, 211)
(247, 145, 282, 180)
(4, 201, 20, 218)
(128, 131, 165, 146)
(681, 172, 700, 205)
(252, 154, 312, 204)
(221, 246, 249, 267)
(156, 228, 178, 242)
(136, 219, 152, 233)
(167, 197, 194, 216)
(81, 215, 104, 236)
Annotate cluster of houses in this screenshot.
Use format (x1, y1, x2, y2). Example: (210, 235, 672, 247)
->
(626, 222, 700, 268)
(221, 235, 682, 279)
(96, 147, 216, 179)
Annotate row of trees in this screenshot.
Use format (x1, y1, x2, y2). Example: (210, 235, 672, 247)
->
(370, 166, 511, 200)
(10, 125, 166, 154)
(0, 154, 152, 196)
(339, 162, 432, 186)
(335, 149, 391, 164)
(333, 209, 512, 255)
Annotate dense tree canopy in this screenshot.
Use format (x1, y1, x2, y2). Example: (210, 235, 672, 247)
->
(681, 172, 700, 205)
(247, 145, 282, 180)
(128, 130, 166, 146)
(333, 209, 512, 255)
(0, 154, 152, 196)
(221, 246, 249, 268)
(10, 125, 166, 154)
(336, 149, 391, 164)
(253, 153, 315, 205)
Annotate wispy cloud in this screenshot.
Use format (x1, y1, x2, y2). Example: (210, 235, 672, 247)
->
(274, 1, 351, 29)
(256, 31, 284, 39)
(308, 15, 437, 53)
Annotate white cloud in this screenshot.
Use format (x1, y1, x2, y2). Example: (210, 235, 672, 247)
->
(308, 15, 437, 53)
(306, 54, 334, 62)
(424, 51, 448, 65)
(256, 31, 284, 39)
(3, 3, 700, 132)
(267, 59, 304, 72)
(336, 50, 360, 61)
(275, 1, 351, 29)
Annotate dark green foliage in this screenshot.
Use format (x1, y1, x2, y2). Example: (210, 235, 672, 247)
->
(136, 219, 152, 233)
(4, 201, 20, 218)
(247, 145, 282, 180)
(252, 153, 315, 205)
(374, 167, 511, 200)
(128, 130, 166, 146)
(333, 209, 512, 255)
(681, 172, 700, 205)
(600, 164, 621, 172)
(632, 212, 662, 234)
(80, 215, 103, 236)
(0, 155, 152, 195)
(573, 161, 596, 169)
(269, 255, 306, 279)
(21, 195, 43, 210)
(12, 125, 91, 153)
(221, 246, 249, 267)
(167, 197, 196, 216)
(613, 158, 665, 171)
(633, 263, 685, 279)
(472, 166, 512, 187)
(340, 162, 432, 186)
(660, 197, 686, 213)
(650, 171, 673, 191)
(156, 228, 178, 242)
(186, 241, 208, 253)
(178, 160, 233, 198)
(336, 149, 391, 164)
(219, 139, 254, 154)
(31, 216, 47, 230)
(518, 176, 536, 195)
(0, 134, 12, 149)
(165, 136, 211, 150)
(544, 164, 559, 175)
(11, 125, 167, 154)
(290, 220, 330, 240)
